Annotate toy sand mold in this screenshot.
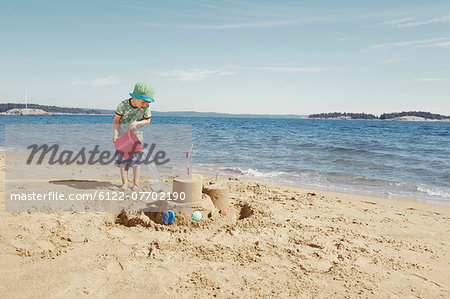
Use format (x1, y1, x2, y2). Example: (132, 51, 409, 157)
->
(172, 174, 203, 207)
(172, 174, 216, 210)
(202, 185, 229, 210)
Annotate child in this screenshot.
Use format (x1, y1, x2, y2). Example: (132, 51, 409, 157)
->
(113, 82, 154, 190)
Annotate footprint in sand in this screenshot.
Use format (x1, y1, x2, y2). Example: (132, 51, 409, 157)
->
(106, 260, 124, 273)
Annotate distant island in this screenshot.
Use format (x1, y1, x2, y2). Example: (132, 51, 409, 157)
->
(0, 103, 99, 115)
(308, 112, 377, 120)
(308, 111, 450, 121)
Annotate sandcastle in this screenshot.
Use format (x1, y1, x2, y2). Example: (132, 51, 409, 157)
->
(168, 174, 217, 225)
(117, 174, 231, 227)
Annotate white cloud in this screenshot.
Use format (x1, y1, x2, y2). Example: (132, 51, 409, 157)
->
(154, 64, 325, 81)
(156, 69, 234, 81)
(362, 37, 450, 52)
(382, 17, 416, 26)
(72, 76, 121, 86)
(417, 41, 450, 48)
(139, 19, 313, 29)
(156, 64, 327, 81)
(383, 15, 450, 28)
(241, 66, 325, 72)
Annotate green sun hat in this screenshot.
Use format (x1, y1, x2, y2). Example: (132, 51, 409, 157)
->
(129, 82, 155, 102)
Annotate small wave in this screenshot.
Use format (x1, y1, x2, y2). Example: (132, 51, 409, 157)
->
(417, 185, 450, 199)
(221, 167, 283, 178)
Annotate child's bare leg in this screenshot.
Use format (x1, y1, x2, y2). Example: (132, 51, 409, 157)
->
(119, 165, 128, 190)
(132, 166, 140, 189)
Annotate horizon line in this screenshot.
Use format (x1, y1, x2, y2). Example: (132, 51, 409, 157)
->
(0, 102, 448, 117)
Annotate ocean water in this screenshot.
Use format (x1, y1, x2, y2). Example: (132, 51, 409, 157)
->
(1, 115, 449, 204)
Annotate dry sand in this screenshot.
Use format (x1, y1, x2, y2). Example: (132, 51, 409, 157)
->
(0, 153, 449, 298)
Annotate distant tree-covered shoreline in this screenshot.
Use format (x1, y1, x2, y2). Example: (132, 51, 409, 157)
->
(309, 111, 450, 120)
(0, 103, 99, 114)
(308, 112, 377, 119)
(379, 111, 450, 120)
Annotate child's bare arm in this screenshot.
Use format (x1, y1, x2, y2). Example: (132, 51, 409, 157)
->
(130, 118, 151, 130)
(113, 113, 122, 141)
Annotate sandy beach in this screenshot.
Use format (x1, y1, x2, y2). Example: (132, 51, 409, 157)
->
(1, 152, 449, 298)
(3, 0, 450, 297)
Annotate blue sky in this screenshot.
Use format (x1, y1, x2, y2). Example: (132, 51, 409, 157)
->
(1, 0, 449, 115)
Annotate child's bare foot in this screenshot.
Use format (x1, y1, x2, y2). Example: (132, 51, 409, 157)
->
(131, 183, 140, 190)
(119, 183, 128, 191)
